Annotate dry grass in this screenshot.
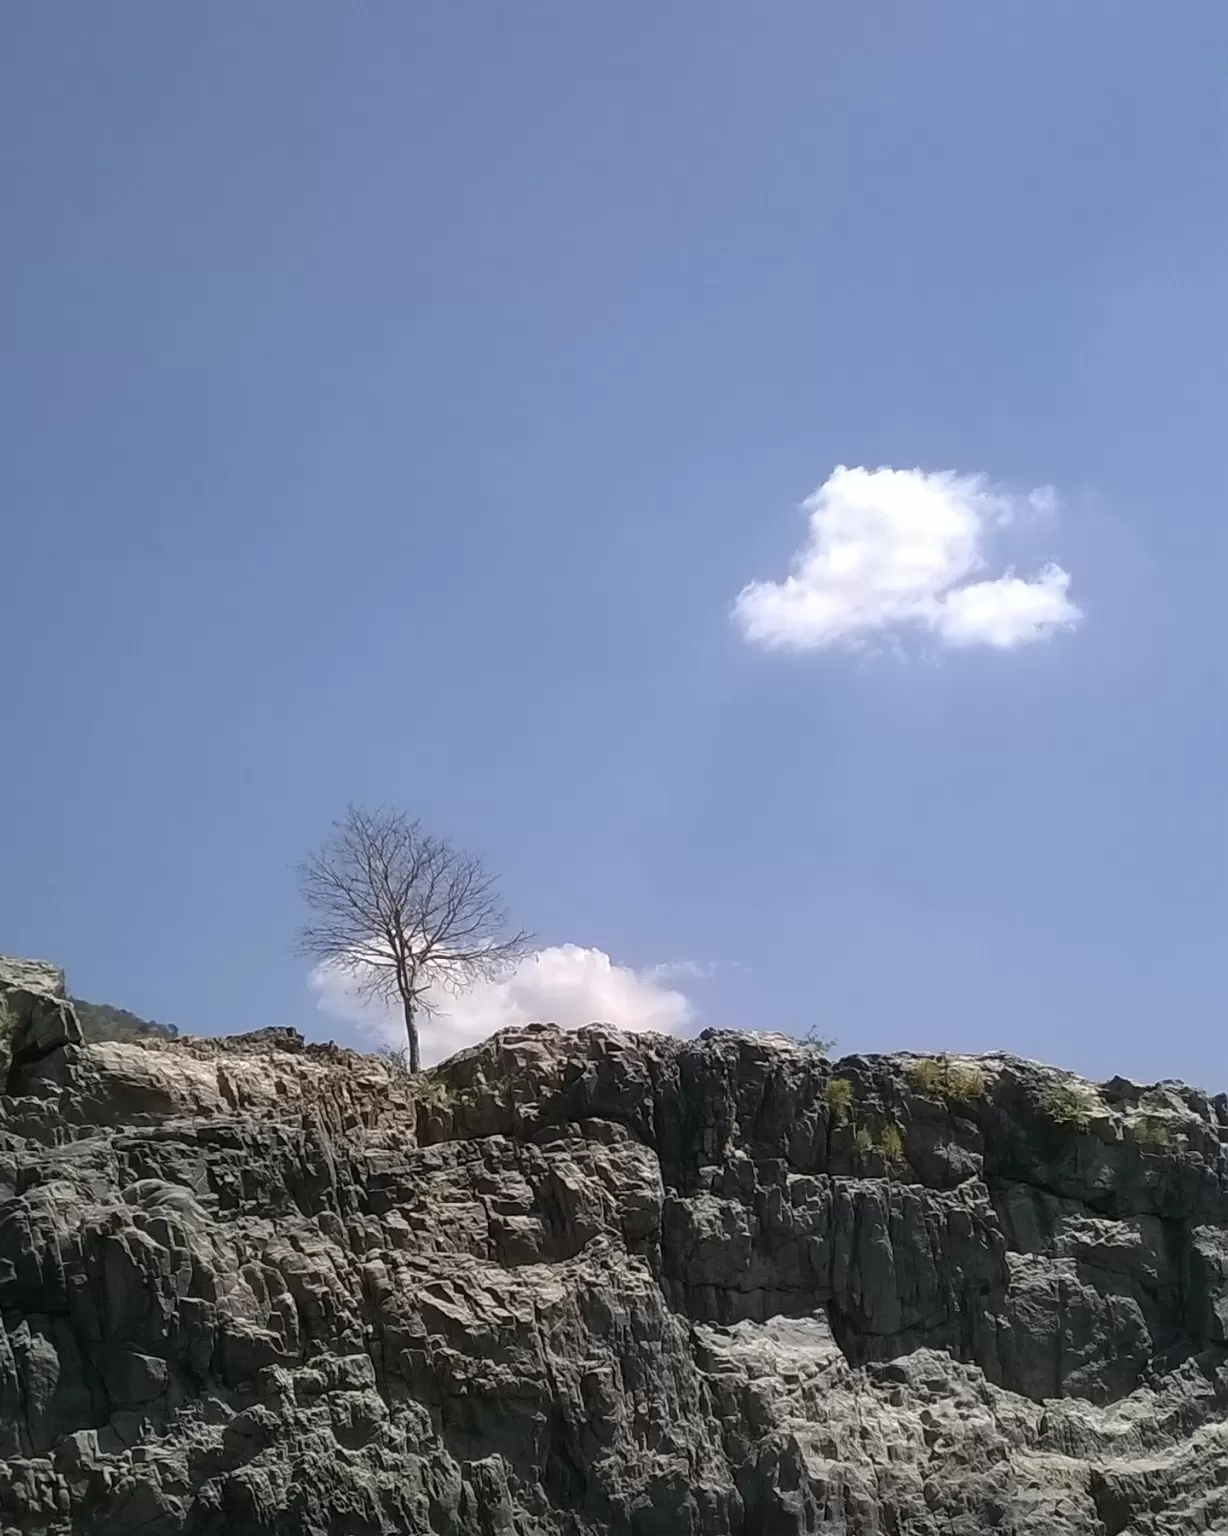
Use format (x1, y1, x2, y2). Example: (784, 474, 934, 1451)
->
(1038, 1079, 1097, 1131)
(906, 1057, 986, 1103)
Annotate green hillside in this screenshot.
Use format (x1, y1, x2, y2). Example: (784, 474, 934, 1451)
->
(71, 998, 179, 1043)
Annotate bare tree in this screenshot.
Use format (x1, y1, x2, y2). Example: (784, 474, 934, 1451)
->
(295, 805, 530, 1073)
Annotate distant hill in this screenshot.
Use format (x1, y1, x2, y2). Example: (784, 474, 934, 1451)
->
(70, 997, 178, 1043)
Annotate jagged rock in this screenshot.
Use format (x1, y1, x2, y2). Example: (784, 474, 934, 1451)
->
(1, 969, 1227, 1533)
(0, 960, 65, 1001)
(0, 957, 80, 1099)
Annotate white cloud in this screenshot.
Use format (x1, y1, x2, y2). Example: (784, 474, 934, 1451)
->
(936, 564, 1078, 649)
(310, 943, 696, 1067)
(732, 465, 1082, 652)
(649, 958, 750, 982)
(649, 959, 717, 981)
(1027, 485, 1059, 517)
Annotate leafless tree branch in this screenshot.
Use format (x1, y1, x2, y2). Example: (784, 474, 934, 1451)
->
(295, 805, 531, 1072)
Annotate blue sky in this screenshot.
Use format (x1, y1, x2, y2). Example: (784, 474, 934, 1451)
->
(3, 4, 1226, 1082)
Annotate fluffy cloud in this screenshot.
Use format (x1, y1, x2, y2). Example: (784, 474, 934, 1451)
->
(310, 943, 696, 1067)
(733, 465, 1082, 652)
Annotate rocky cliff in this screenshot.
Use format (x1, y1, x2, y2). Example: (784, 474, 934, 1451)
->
(2, 957, 1227, 1535)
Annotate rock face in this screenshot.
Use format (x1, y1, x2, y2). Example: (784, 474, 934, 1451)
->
(0, 959, 78, 1097)
(2, 961, 1228, 1534)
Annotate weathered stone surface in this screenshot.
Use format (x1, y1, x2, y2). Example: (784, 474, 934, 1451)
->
(0, 956, 79, 1099)
(1, 984, 1227, 1533)
(0, 961, 65, 1001)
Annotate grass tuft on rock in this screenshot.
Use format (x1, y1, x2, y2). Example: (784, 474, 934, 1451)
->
(906, 1057, 986, 1103)
(879, 1124, 906, 1164)
(1038, 1079, 1098, 1131)
(826, 1076, 854, 1118)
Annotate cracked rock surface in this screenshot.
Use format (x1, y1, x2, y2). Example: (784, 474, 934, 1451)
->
(2, 957, 1228, 1533)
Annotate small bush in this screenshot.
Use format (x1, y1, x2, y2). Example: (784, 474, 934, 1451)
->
(376, 1043, 414, 1076)
(375, 1046, 466, 1107)
(945, 1063, 986, 1101)
(1039, 1080, 1097, 1131)
(906, 1057, 986, 1103)
(854, 1126, 874, 1158)
(826, 1077, 854, 1118)
(879, 1124, 905, 1164)
(906, 1058, 945, 1095)
(799, 1027, 837, 1056)
(391, 1063, 466, 1110)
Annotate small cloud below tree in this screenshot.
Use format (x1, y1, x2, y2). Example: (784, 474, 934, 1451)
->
(311, 943, 696, 1066)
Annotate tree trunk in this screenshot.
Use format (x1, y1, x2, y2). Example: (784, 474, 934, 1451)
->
(401, 994, 420, 1074)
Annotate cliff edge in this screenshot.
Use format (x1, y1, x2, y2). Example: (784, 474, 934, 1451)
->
(1, 957, 1227, 1534)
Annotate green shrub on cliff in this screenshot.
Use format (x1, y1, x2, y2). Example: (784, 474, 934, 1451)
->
(906, 1057, 985, 1103)
(879, 1124, 906, 1164)
(826, 1076, 854, 1118)
(1038, 1079, 1097, 1131)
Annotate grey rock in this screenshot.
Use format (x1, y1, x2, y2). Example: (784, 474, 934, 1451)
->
(0, 959, 66, 1000)
(0, 989, 1226, 1533)
(0, 955, 80, 1099)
